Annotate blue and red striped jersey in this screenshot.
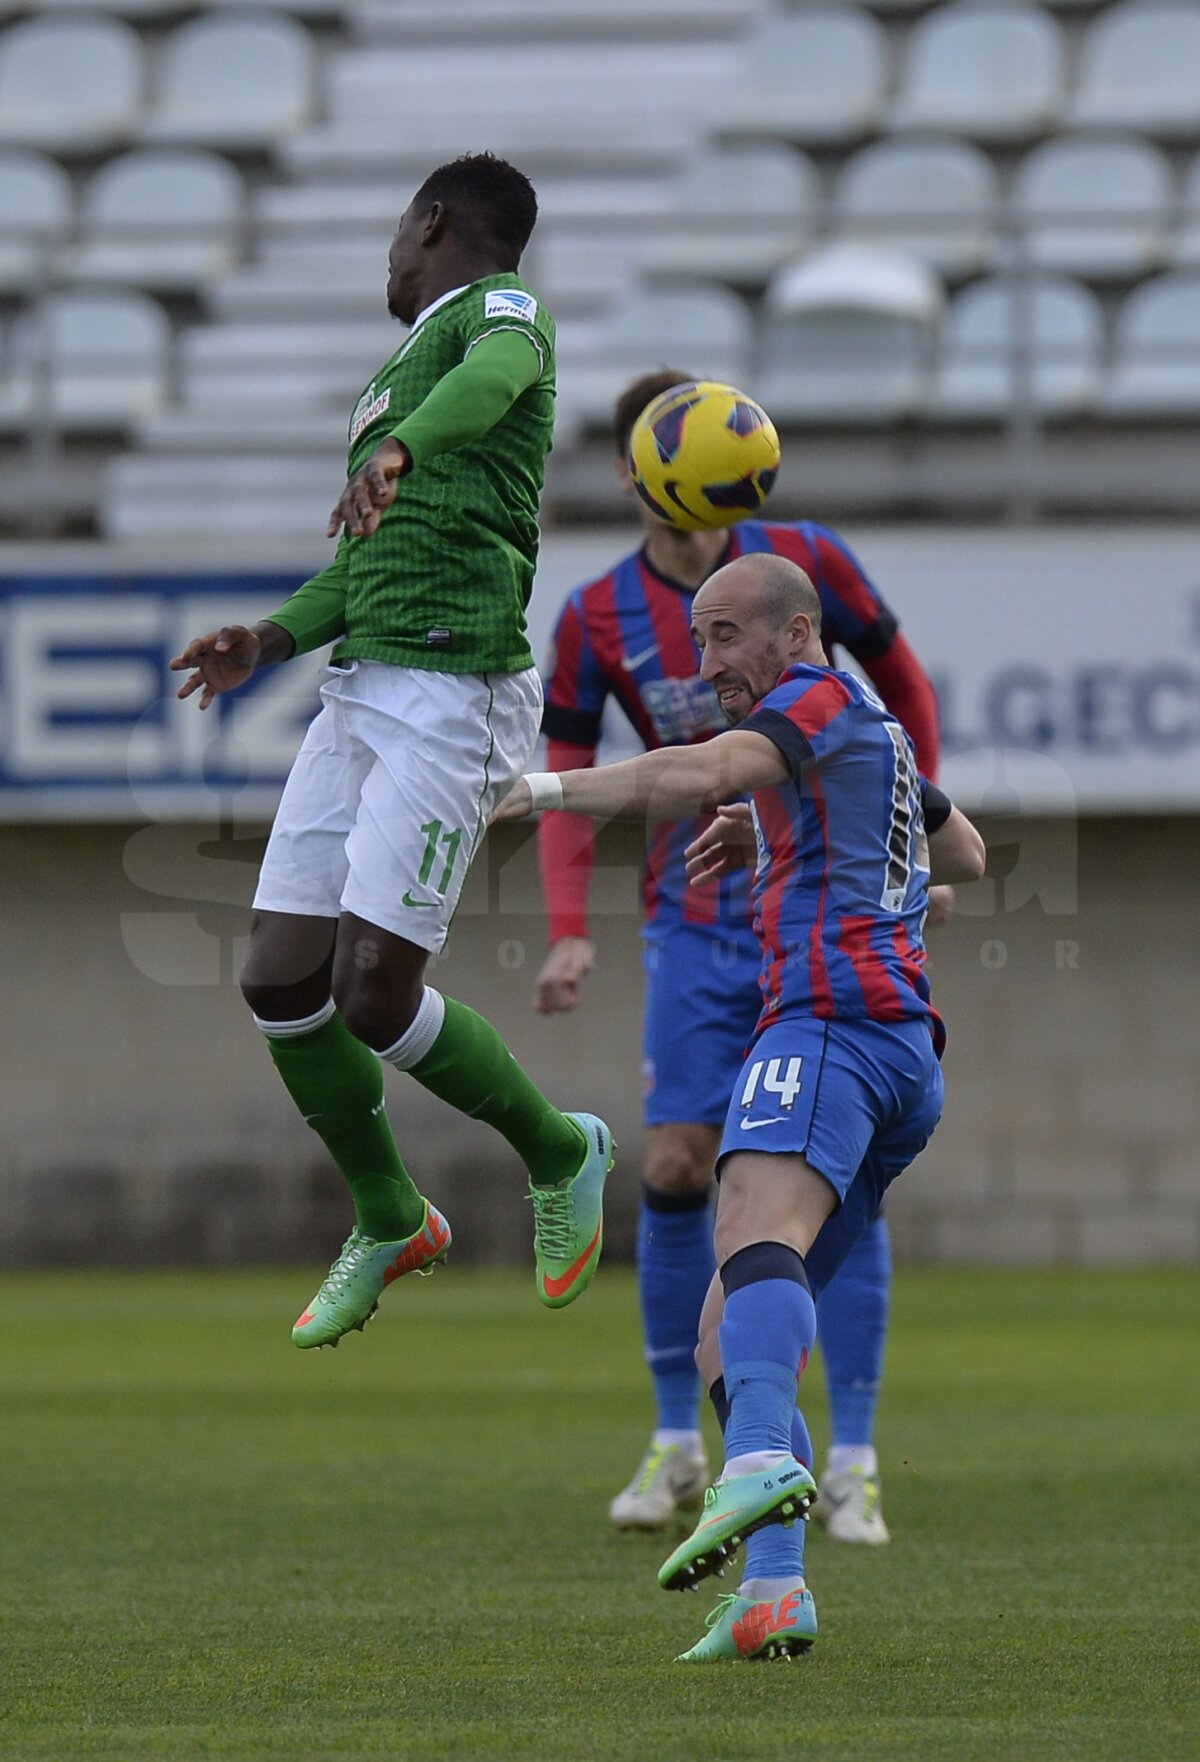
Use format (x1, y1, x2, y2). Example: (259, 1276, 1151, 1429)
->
(541, 519, 906, 935)
(742, 663, 944, 1051)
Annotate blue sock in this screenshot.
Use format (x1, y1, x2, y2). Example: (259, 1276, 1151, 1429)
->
(637, 1186, 714, 1433)
(711, 1374, 810, 1588)
(718, 1242, 817, 1461)
(816, 1212, 891, 1448)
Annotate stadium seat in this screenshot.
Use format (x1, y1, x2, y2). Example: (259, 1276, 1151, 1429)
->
(1, 287, 170, 428)
(0, 16, 143, 151)
(929, 273, 1104, 418)
(352, 0, 770, 39)
(103, 453, 343, 540)
(758, 244, 943, 422)
(890, 4, 1065, 140)
(718, 10, 890, 144)
(642, 146, 818, 288)
(1103, 272, 1200, 413)
(1068, 1, 1200, 136)
(178, 316, 397, 410)
(833, 138, 999, 279)
(1014, 136, 1173, 280)
(141, 13, 316, 149)
(74, 150, 244, 292)
(556, 283, 753, 424)
(0, 149, 72, 294)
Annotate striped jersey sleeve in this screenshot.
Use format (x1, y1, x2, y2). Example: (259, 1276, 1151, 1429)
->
(541, 590, 609, 746)
(741, 668, 856, 779)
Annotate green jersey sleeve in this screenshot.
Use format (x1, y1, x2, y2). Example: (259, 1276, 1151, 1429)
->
(387, 327, 544, 470)
(265, 537, 349, 655)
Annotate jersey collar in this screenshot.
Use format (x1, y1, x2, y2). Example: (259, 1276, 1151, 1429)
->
(637, 534, 734, 598)
(408, 283, 470, 335)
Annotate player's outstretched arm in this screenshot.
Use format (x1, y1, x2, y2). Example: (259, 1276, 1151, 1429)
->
(494, 730, 789, 826)
(169, 621, 296, 711)
(928, 805, 986, 884)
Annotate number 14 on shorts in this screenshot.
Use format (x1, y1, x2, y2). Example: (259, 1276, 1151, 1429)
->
(402, 817, 464, 907)
(740, 1056, 803, 1112)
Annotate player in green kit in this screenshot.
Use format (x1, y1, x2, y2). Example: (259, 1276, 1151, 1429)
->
(171, 154, 612, 1346)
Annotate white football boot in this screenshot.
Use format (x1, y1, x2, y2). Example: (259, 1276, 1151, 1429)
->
(814, 1465, 892, 1545)
(609, 1438, 710, 1531)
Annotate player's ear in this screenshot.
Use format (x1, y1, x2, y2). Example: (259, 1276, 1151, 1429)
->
(421, 202, 447, 245)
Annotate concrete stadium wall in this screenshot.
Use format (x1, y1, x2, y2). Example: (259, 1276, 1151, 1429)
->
(1, 815, 1196, 1267)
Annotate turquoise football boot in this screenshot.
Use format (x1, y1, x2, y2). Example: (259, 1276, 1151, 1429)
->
(677, 1585, 817, 1661)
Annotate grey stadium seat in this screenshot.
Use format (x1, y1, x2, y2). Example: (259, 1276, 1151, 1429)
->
(0, 16, 143, 151)
(1172, 152, 1200, 266)
(74, 150, 244, 292)
(556, 283, 753, 425)
(834, 138, 999, 279)
(890, 4, 1065, 140)
(644, 146, 819, 289)
(758, 244, 944, 422)
(1103, 272, 1200, 413)
(141, 13, 316, 149)
(0, 149, 72, 293)
(930, 273, 1104, 418)
(1, 287, 170, 428)
(1014, 136, 1173, 279)
(1068, 1, 1200, 137)
(719, 10, 889, 145)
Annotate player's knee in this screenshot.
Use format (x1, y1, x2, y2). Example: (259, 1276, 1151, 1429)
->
(333, 971, 422, 1053)
(643, 1131, 715, 1199)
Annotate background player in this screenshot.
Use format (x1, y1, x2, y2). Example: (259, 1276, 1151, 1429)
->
(500, 552, 985, 1660)
(535, 371, 942, 1540)
(170, 153, 612, 1348)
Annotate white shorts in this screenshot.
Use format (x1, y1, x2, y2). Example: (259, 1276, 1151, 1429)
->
(253, 659, 542, 952)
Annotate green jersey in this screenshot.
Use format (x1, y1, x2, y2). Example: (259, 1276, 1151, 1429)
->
(271, 274, 555, 675)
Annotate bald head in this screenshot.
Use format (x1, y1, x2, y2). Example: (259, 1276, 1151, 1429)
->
(691, 553, 826, 725)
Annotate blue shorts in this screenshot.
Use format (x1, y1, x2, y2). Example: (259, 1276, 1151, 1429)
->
(642, 921, 762, 1127)
(717, 1014, 944, 1298)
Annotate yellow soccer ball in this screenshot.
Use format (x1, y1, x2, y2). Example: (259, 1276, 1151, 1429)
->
(628, 380, 781, 532)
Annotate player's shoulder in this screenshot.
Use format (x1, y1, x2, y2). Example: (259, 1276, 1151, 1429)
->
(463, 275, 554, 339)
(744, 517, 847, 559)
(561, 547, 643, 618)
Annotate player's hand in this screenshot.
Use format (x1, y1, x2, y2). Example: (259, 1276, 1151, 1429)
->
(534, 937, 595, 1015)
(685, 802, 757, 887)
(927, 884, 956, 927)
(327, 437, 411, 539)
(169, 625, 262, 710)
(489, 778, 534, 824)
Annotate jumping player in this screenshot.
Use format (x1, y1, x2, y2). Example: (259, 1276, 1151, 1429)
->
(535, 372, 942, 1540)
(497, 552, 985, 1660)
(170, 154, 612, 1347)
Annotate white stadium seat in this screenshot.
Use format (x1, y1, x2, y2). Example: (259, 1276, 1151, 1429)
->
(0, 16, 143, 151)
(556, 283, 753, 425)
(890, 4, 1065, 140)
(0, 287, 170, 429)
(644, 146, 819, 288)
(930, 274, 1104, 418)
(834, 138, 999, 279)
(719, 10, 889, 144)
(1103, 272, 1200, 413)
(1068, 1, 1200, 136)
(1014, 136, 1173, 280)
(141, 13, 316, 149)
(758, 244, 943, 422)
(352, 0, 770, 40)
(74, 150, 244, 292)
(0, 150, 72, 294)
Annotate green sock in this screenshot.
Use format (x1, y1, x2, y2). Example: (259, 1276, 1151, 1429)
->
(264, 1011, 427, 1240)
(408, 998, 585, 1188)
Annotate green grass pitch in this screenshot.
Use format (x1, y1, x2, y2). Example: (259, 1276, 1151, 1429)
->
(1, 1266, 1196, 1762)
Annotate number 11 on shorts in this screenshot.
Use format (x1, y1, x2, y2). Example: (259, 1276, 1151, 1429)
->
(403, 817, 464, 905)
(740, 1056, 803, 1111)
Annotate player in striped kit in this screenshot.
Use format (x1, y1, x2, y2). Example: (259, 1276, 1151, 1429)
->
(499, 551, 985, 1660)
(536, 373, 943, 1540)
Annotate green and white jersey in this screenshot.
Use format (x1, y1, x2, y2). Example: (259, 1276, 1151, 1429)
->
(334, 274, 555, 675)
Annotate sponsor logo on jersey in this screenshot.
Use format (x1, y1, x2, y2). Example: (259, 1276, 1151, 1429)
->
(641, 676, 727, 744)
(349, 383, 391, 444)
(484, 289, 538, 322)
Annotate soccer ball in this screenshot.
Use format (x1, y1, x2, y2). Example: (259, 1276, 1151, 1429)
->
(628, 380, 781, 532)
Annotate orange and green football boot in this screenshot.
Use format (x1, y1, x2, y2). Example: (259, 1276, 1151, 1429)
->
(677, 1585, 818, 1662)
(658, 1459, 817, 1591)
(529, 1112, 614, 1308)
(292, 1200, 451, 1349)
